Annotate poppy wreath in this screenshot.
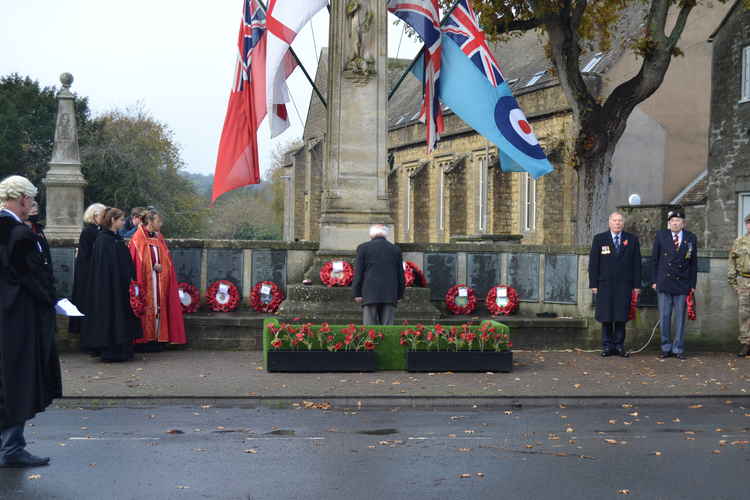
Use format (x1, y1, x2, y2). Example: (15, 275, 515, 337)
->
(319, 260, 354, 287)
(129, 281, 145, 317)
(686, 290, 697, 321)
(206, 280, 240, 312)
(404, 261, 428, 287)
(445, 284, 477, 315)
(485, 285, 519, 316)
(177, 282, 200, 314)
(250, 281, 285, 313)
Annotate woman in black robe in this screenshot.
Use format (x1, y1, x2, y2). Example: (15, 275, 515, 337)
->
(81, 208, 142, 362)
(69, 203, 105, 335)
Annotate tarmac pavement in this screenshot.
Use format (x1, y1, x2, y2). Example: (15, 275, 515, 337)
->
(59, 350, 750, 400)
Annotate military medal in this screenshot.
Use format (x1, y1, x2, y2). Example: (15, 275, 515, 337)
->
(601, 246, 611, 255)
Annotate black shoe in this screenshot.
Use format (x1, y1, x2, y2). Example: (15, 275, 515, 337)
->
(614, 349, 630, 358)
(674, 353, 687, 360)
(0, 451, 50, 468)
(738, 345, 750, 358)
(658, 351, 672, 359)
(601, 350, 613, 357)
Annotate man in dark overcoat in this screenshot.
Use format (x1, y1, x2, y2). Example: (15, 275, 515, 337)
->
(651, 209, 698, 359)
(588, 212, 642, 357)
(0, 175, 62, 468)
(352, 224, 405, 325)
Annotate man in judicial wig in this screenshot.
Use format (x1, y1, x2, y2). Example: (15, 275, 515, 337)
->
(588, 212, 642, 357)
(0, 175, 62, 468)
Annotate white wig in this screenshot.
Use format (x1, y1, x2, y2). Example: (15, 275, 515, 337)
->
(0, 175, 37, 202)
(369, 224, 389, 238)
(83, 203, 107, 224)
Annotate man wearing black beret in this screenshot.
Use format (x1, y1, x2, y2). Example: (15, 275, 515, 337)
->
(651, 209, 698, 360)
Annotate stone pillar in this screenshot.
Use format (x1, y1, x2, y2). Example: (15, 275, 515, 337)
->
(319, 0, 393, 252)
(43, 73, 86, 239)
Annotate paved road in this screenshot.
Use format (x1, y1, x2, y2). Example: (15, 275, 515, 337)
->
(1, 398, 748, 500)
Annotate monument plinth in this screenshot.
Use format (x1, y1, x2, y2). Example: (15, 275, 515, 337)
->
(43, 73, 86, 239)
(318, 0, 393, 252)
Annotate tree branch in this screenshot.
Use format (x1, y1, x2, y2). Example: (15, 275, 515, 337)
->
(667, 2, 696, 47)
(489, 16, 543, 35)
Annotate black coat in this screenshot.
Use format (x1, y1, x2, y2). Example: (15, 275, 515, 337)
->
(588, 231, 642, 322)
(352, 236, 405, 305)
(651, 229, 698, 295)
(81, 230, 142, 350)
(0, 212, 62, 428)
(69, 223, 99, 333)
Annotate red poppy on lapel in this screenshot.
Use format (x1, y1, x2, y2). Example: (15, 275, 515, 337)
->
(623, 240, 629, 246)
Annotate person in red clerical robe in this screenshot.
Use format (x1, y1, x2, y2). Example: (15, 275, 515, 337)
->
(128, 210, 186, 348)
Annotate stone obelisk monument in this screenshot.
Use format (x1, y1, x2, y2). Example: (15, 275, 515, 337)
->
(318, 0, 393, 252)
(43, 73, 86, 239)
(279, 1, 439, 321)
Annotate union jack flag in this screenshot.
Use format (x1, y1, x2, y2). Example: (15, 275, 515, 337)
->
(388, 0, 444, 153)
(234, 0, 265, 92)
(442, 0, 504, 87)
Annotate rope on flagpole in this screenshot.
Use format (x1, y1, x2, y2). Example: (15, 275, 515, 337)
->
(396, 21, 405, 59)
(288, 88, 305, 130)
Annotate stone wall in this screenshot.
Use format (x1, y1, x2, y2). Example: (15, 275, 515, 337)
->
(48, 238, 740, 351)
(706, 4, 750, 249)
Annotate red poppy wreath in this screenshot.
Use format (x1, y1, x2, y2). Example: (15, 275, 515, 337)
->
(129, 280, 145, 317)
(403, 261, 428, 287)
(206, 280, 240, 312)
(177, 282, 200, 314)
(250, 281, 285, 313)
(445, 284, 477, 315)
(319, 260, 354, 287)
(485, 285, 519, 316)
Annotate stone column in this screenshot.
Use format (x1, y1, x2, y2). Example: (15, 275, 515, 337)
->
(319, 0, 393, 252)
(43, 73, 86, 239)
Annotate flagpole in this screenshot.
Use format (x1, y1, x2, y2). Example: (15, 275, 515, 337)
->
(387, 0, 463, 101)
(257, 0, 328, 109)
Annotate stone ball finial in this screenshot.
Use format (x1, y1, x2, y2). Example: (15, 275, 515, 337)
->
(60, 72, 74, 88)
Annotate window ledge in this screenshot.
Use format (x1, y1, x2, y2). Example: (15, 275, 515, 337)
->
(740, 98, 750, 104)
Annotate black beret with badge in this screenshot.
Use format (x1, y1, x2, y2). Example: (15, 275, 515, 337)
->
(667, 208, 685, 221)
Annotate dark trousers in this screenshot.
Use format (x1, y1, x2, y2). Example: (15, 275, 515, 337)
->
(362, 303, 396, 325)
(601, 322, 626, 353)
(0, 422, 26, 460)
(658, 292, 687, 354)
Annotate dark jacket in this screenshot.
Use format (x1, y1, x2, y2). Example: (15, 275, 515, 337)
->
(588, 231, 642, 322)
(352, 236, 405, 305)
(0, 211, 62, 428)
(651, 229, 698, 295)
(81, 230, 142, 351)
(69, 223, 99, 333)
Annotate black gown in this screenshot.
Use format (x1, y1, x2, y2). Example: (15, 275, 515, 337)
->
(0, 212, 62, 428)
(69, 223, 99, 334)
(81, 230, 142, 361)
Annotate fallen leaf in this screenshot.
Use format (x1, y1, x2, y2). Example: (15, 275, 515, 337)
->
(458, 474, 472, 479)
(608, 419, 617, 425)
(166, 429, 184, 435)
(504, 410, 512, 415)
(176, 485, 190, 489)
(628, 412, 639, 417)
(652, 451, 662, 456)
(618, 489, 631, 495)
(244, 449, 257, 454)
(464, 430, 475, 434)
(604, 439, 618, 444)
(622, 404, 633, 409)
(476, 472, 485, 478)
(712, 450, 721, 454)
(448, 434, 457, 438)
(457, 448, 472, 452)
(573, 384, 582, 389)
(565, 427, 575, 433)
(689, 404, 703, 409)
(28, 474, 41, 480)
(673, 418, 681, 423)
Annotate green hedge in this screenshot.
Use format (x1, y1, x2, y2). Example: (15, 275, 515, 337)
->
(262, 318, 510, 370)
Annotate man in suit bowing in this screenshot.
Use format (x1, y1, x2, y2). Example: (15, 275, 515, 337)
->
(588, 212, 642, 357)
(651, 209, 698, 360)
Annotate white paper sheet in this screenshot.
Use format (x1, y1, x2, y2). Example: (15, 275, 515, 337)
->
(332, 261, 344, 273)
(458, 287, 468, 297)
(498, 287, 508, 298)
(218, 283, 229, 294)
(55, 298, 84, 317)
(260, 285, 271, 295)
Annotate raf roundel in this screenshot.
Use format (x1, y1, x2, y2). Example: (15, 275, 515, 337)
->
(494, 96, 546, 160)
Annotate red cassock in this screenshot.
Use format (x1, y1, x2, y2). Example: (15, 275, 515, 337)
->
(128, 226, 186, 345)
